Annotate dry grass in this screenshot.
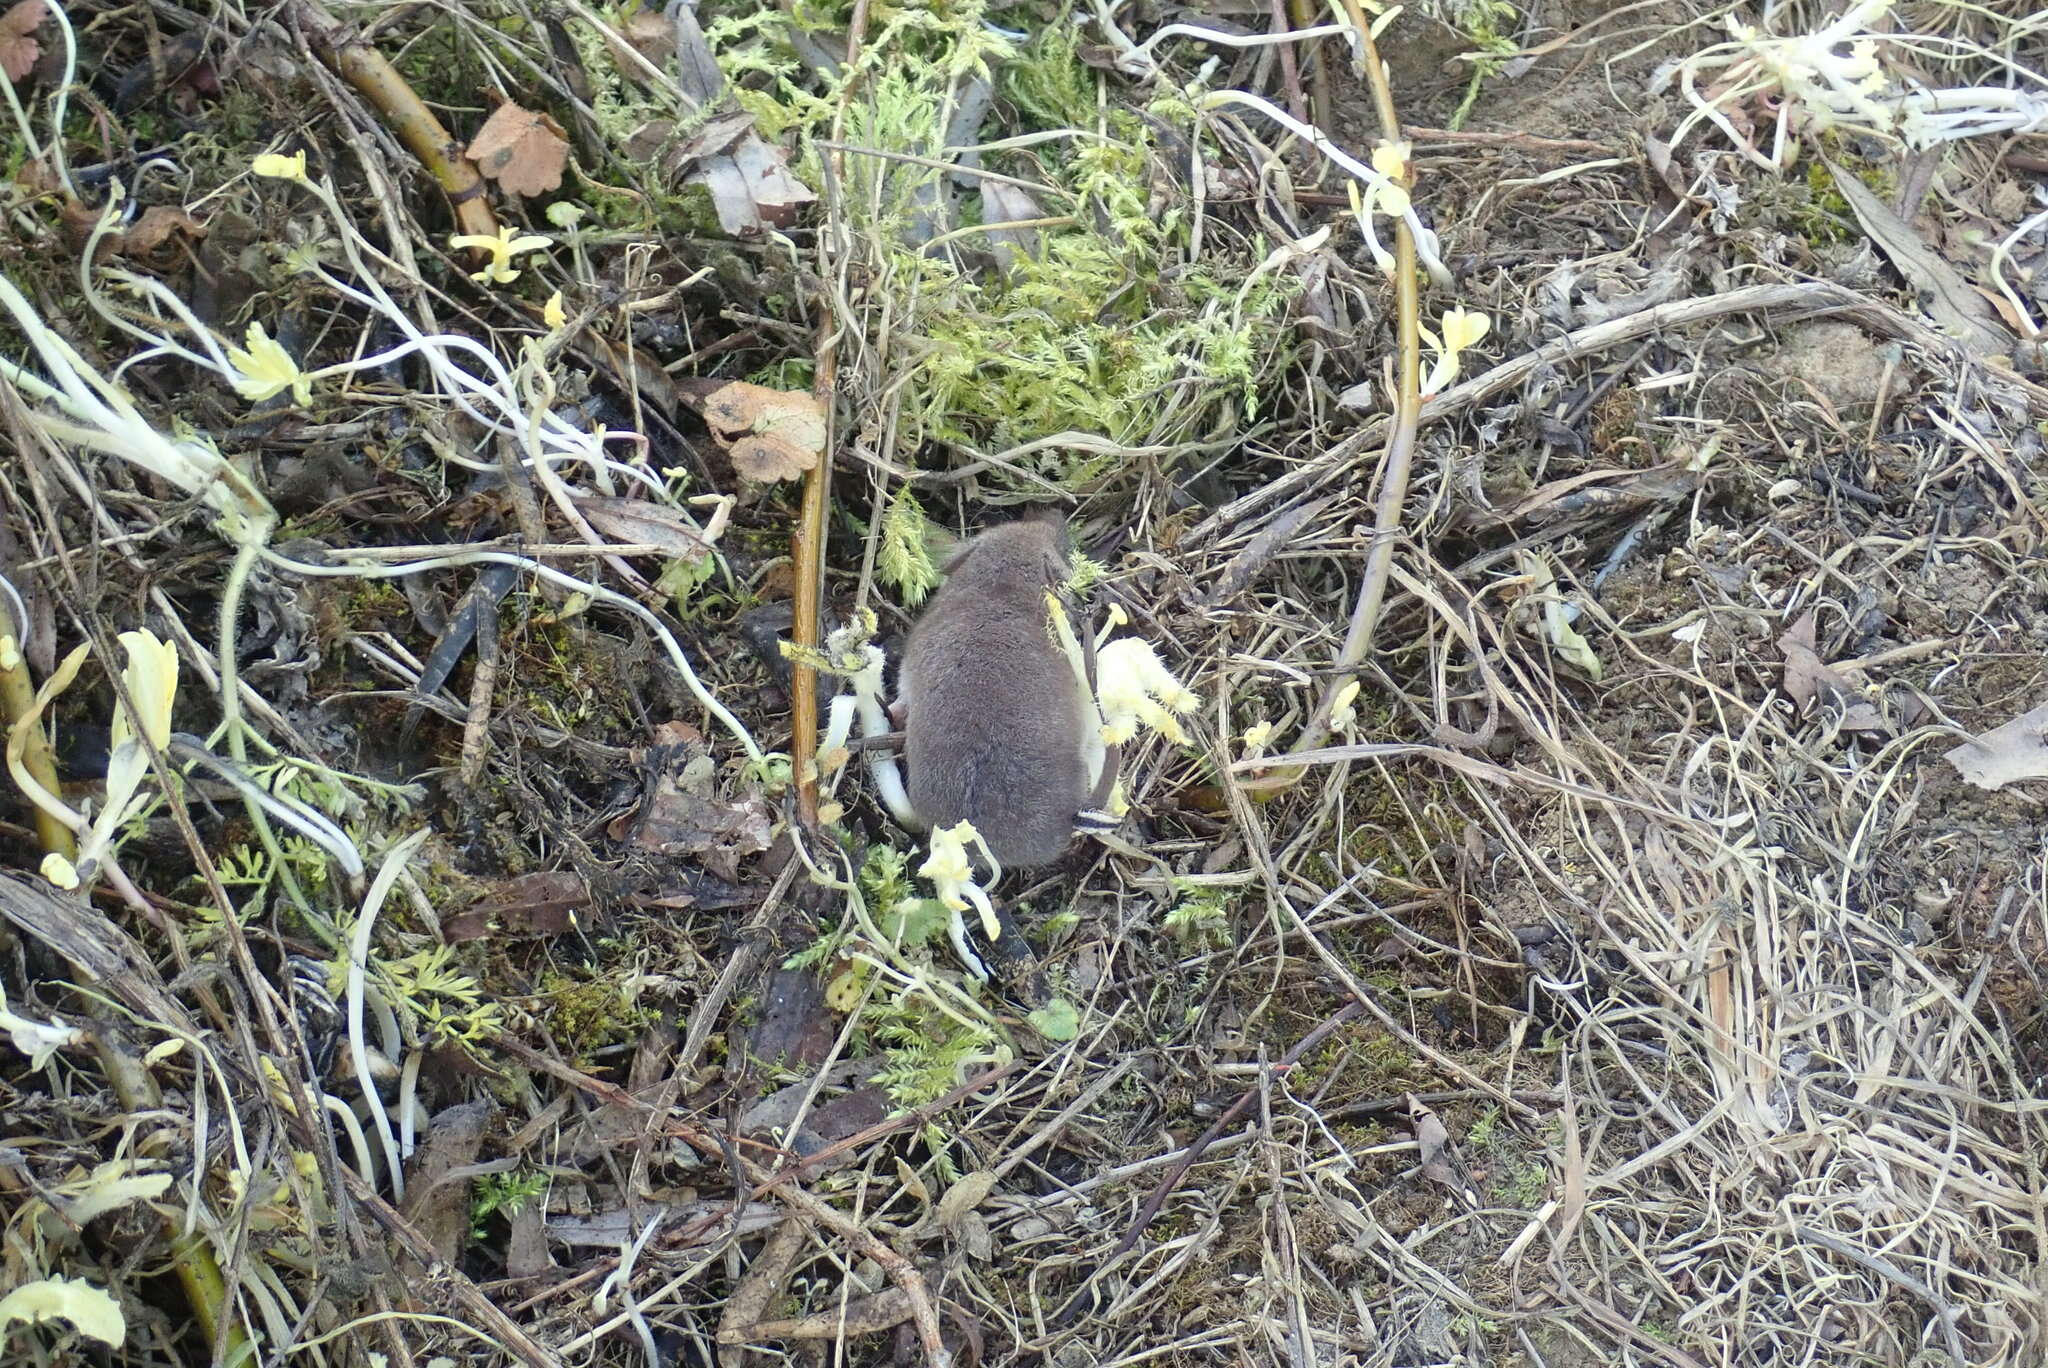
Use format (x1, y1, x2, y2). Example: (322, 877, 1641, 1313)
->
(1, 1, 2045, 1366)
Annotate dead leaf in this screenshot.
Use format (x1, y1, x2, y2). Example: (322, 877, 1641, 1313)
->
(504, 1203, 554, 1281)
(716, 1219, 807, 1347)
(573, 495, 715, 558)
(0, 0, 45, 83)
(465, 98, 570, 197)
(609, 725, 772, 880)
(116, 205, 208, 259)
(936, 1171, 998, 1232)
(606, 7, 675, 76)
(693, 130, 817, 235)
(1944, 699, 2048, 791)
(742, 1286, 918, 1341)
(623, 106, 815, 236)
(624, 111, 752, 167)
(741, 970, 839, 1074)
(1825, 157, 2011, 358)
(1777, 612, 1887, 733)
(980, 181, 1046, 270)
(398, 1100, 495, 1265)
(702, 380, 825, 482)
(580, 329, 681, 414)
(444, 870, 588, 943)
(1408, 1096, 1472, 1202)
(667, 0, 729, 105)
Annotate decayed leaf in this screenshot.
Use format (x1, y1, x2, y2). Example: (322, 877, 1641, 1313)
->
(937, 1170, 998, 1232)
(1944, 699, 2048, 791)
(573, 494, 714, 557)
(465, 99, 570, 197)
(713, 131, 816, 230)
(443, 870, 589, 943)
(605, 7, 676, 76)
(980, 181, 1046, 270)
(1825, 157, 2010, 359)
(608, 722, 772, 880)
(1408, 1096, 1472, 1203)
(1777, 612, 1886, 733)
(702, 381, 825, 482)
(0, 0, 44, 83)
(118, 206, 208, 257)
(623, 107, 815, 236)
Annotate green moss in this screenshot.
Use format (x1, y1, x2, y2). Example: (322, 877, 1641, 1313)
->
(536, 969, 655, 1063)
(678, 2, 1297, 480)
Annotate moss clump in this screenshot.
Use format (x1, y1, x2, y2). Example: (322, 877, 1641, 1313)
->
(703, 7, 1298, 479)
(536, 969, 655, 1063)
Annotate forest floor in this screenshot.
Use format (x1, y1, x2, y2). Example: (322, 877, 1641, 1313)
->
(2, 1, 2046, 1366)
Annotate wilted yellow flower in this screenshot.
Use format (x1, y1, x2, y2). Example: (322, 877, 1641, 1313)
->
(39, 852, 79, 890)
(1329, 680, 1361, 731)
(920, 820, 1001, 941)
(1241, 720, 1273, 752)
(1422, 306, 1493, 395)
(251, 150, 308, 183)
(450, 225, 552, 286)
(543, 291, 567, 331)
(1096, 638, 1196, 746)
(78, 630, 180, 871)
(1369, 141, 1412, 215)
(1440, 306, 1490, 351)
(227, 323, 312, 406)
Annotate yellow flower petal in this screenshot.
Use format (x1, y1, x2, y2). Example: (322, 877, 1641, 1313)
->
(251, 151, 307, 183)
(543, 291, 566, 330)
(227, 323, 310, 406)
(40, 853, 79, 890)
(1440, 307, 1491, 351)
(114, 630, 179, 752)
(1330, 680, 1361, 731)
(1371, 141, 1411, 181)
(450, 226, 552, 286)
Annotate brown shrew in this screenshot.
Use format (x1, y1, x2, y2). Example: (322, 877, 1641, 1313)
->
(898, 517, 1094, 869)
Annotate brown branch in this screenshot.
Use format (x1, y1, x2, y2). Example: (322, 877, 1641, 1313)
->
(291, 0, 499, 242)
(1267, 0, 1422, 788)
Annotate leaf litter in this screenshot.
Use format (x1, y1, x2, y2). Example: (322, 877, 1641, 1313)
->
(1, 2, 2046, 1367)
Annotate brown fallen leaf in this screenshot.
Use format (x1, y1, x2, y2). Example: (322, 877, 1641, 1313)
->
(465, 98, 570, 197)
(701, 380, 826, 482)
(608, 722, 772, 880)
(443, 870, 588, 943)
(118, 205, 208, 258)
(605, 6, 675, 76)
(572, 494, 715, 558)
(0, 0, 44, 83)
(1944, 699, 2048, 792)
(1409, 1095, 1477, 1206)
(1777, 611, 1887, 733)
(398, 1100, 495, 1265)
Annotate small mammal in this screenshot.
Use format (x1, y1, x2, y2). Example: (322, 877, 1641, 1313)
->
(899, 517, 1093, 868)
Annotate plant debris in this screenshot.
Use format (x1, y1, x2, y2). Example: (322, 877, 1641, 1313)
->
(3, 1, 2047, 1365)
